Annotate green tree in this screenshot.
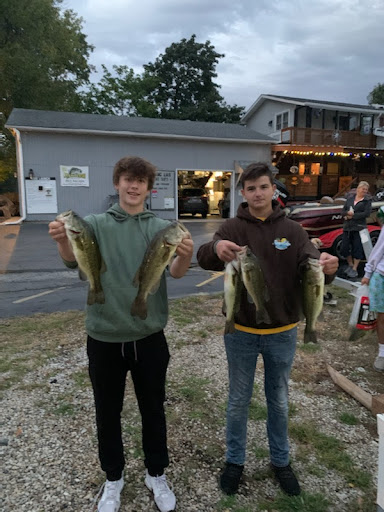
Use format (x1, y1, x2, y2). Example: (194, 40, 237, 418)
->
(367, 83, 384, 105)
(0, 0, 94, 182)
(143, 35, 244, 122)
(80, 64, 158, 117)
(82, 35, 244, 123)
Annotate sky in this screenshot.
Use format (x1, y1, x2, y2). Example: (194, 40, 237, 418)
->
(62, 0, 384, 112)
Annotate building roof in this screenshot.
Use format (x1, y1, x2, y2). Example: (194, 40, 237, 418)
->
(6, 108, 273, 144)
(242, 94, 384, 123)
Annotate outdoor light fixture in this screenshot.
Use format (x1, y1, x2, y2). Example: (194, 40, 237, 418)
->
(28, 169, 34, 179)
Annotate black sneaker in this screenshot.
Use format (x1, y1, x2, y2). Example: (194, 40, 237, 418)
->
(271, 464, 301, 496)
(220, 462, 244, 495)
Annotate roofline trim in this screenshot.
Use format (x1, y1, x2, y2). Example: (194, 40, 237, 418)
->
(241, 94, 383, 122)
(5, 125, 273, 144)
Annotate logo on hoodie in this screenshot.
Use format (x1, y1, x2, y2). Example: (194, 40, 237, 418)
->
(273, 237, 291, 250)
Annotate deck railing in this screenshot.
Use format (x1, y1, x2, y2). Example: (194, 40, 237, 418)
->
(281, 127, 377, 148)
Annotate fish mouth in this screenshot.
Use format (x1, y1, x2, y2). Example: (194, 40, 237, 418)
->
(70, 229, 81, 234)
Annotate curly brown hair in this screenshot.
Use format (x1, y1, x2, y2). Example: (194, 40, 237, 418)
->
(113, 156, 157, 190)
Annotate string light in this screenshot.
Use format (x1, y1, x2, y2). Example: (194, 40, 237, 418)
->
(285, 150, 377, 158)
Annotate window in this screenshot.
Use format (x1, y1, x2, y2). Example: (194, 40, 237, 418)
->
(276, 111, 289, 131)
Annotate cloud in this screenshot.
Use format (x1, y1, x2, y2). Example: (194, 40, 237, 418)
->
(63, 0, 384, 110)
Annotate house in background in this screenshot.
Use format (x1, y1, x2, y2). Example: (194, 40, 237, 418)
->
(242, 94, 384, 201)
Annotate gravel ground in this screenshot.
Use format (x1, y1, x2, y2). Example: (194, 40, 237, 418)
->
(1, 290, 383, 512)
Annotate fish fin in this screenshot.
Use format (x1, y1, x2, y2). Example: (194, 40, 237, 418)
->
(131, 295, 148, 319)
(78, 269, 87, 282)
(304, 328, 318, 343)
(224, 320, 235, 334)
(247, 292, 254, 304)
(100, 259, 107, 274)
(149, 280, 161, 295)
(87, 289, 105, 305)
(132, 267, 140, 287)
(256, 307, 271, 325)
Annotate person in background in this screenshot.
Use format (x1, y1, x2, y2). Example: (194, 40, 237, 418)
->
(341, 181, 372, 279)
(361, 205, 384, 372)
(48, 156, 193, 512)
(197, 163, 338, 498)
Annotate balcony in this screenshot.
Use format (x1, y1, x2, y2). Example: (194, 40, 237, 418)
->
(281, 127, 377, 148)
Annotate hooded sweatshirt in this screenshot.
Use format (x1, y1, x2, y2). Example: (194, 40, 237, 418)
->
(342, 194, 372, 231)
(363, 227, 384, 279)
(197, 201, 326, 330)
(64, 204, 171, 342)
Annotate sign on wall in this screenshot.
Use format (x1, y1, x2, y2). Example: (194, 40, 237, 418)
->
(60, 165, 89, 187)
(150, 171, 175, 210)
(25, 178, 58, 214)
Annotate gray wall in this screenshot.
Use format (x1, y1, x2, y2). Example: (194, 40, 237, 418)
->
(19, 131, 271, 220)
(245, 100, 296, 140)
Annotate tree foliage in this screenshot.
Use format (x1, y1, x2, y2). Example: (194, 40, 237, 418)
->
(0, 0, 94, 117)
(0, 0, 94, 183)
(367, 83, 384, 105)
(142, 35, 244, 122)
(80, 65, 158, 117)
(82, 35, 245, 123)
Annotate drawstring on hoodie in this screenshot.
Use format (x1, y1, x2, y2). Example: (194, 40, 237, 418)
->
(121, 341, 138, 362)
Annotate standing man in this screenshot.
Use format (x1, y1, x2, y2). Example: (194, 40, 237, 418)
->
(49, 156, 193, 512)
(361, 205, 384, 372)
(197, 163, 338, 497)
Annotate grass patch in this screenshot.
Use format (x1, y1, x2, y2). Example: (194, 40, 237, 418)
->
(298, 343, 321, 354)
(259, 491, 330, 512)
(290, 421, 372, 490)
(72, 368, 90, 389)
(0, 311, 84, 392)
(339, 412, 359, 425)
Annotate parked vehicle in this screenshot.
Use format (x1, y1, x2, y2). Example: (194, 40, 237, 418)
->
(178, 188, 209, 218)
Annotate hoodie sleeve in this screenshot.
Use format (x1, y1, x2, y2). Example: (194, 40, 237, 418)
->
(196, 221, 236, 271)
(364, 228, 384, 278)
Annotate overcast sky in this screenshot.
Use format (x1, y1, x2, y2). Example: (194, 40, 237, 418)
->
(62, 0, 383, 112)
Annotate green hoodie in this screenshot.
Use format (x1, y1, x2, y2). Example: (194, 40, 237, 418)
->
(66, 204, 172, 342)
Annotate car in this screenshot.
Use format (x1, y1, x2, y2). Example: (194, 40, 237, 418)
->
(178, 188, 209, 218)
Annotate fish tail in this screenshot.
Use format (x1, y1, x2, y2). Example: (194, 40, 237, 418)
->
(87, 287, 105, 305)
(224, 320, 235, 334)
(256, 307, 271, 325)
(304, 327, 318, 343)
(131, 295, 148, 319)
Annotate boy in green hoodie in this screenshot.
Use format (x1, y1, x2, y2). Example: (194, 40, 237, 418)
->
(48, 156, 193, 512)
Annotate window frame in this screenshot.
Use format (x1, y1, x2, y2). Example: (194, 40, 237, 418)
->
(275, 110, 290, 131)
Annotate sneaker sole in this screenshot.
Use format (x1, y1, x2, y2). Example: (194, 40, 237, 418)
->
(144, 479, 176, 512)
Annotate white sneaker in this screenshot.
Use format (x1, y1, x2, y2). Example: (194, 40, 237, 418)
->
(97, 476, 124, 512)
(374, 356, 384, 372)
(145, 470, 176, 512)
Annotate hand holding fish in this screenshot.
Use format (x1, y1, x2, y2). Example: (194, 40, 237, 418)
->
(215, 240, 243, 263)
(170, 235, 194, 278)
(48, 220, 68, 243)
(318, 252, 338, 275)
(174, 234, 194, 259)
(48, 219, 76, 262)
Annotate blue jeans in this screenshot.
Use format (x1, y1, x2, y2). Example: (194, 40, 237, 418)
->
(224, 327, 297, 467)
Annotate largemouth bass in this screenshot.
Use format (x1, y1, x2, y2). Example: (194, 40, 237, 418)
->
(237, 246, 271, 325)
(56, 210, 106, 305)
(131, 221, 190, 319)
(224, 259, 242, 334)
(302, 258, 324, 343)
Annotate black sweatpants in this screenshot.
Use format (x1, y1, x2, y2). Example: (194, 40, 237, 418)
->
(87, 331, 170, 481)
